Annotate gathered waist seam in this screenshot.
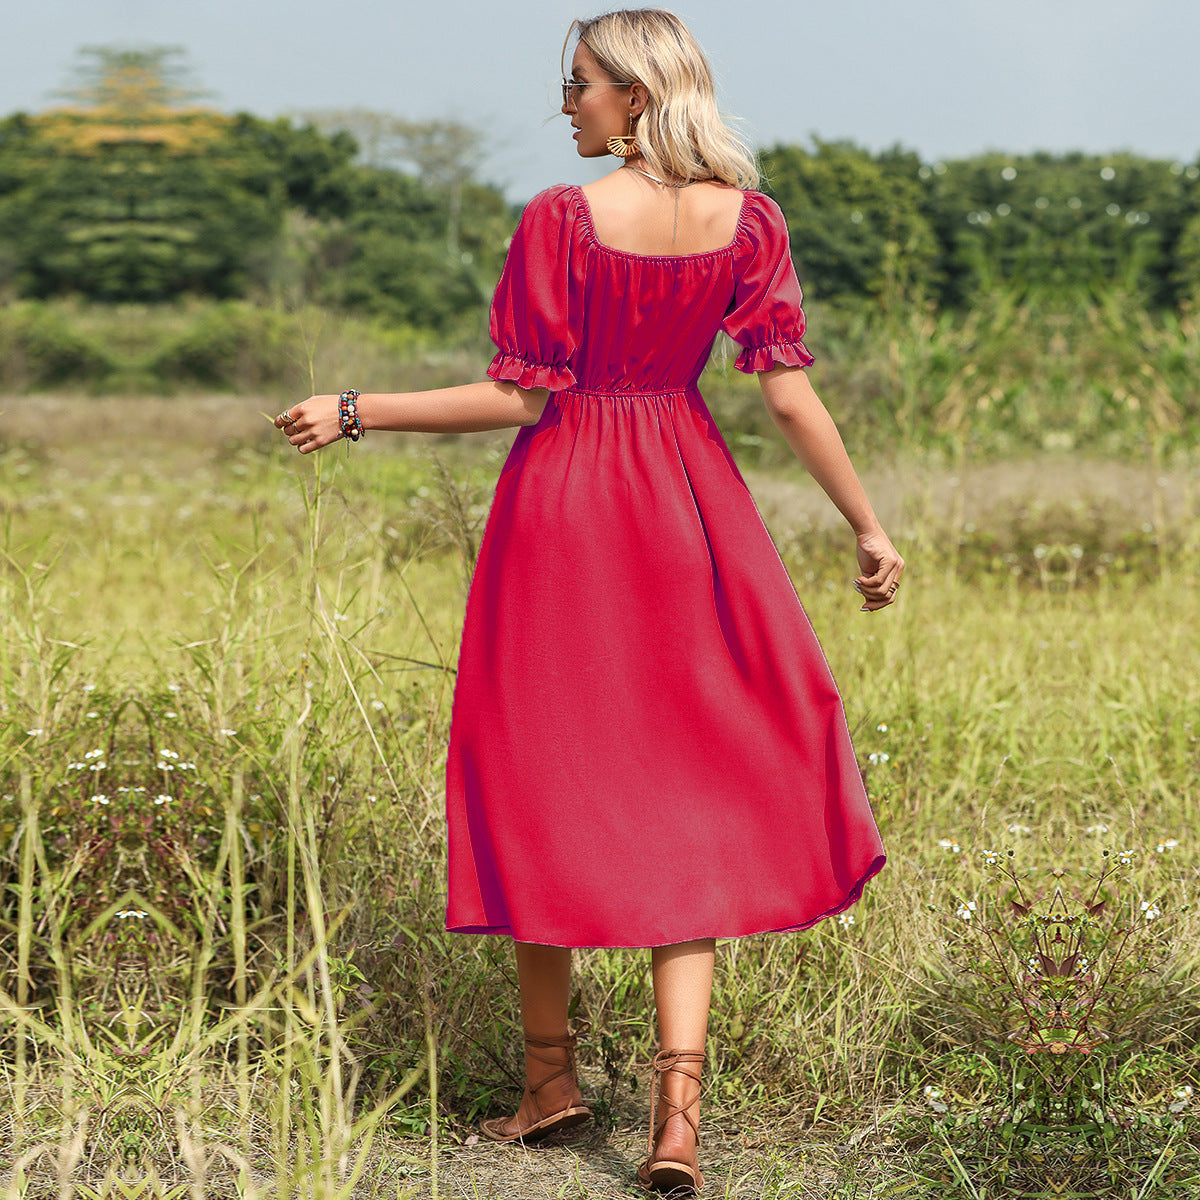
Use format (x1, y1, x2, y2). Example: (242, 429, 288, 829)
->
(557, 384, 699, 399)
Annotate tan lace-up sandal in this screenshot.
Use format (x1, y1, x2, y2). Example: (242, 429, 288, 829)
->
(636, 1048, 706, 1192)
(479, 1028, 592, 1143)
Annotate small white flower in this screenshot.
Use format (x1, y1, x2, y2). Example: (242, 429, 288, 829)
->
(168, 683, 180, 692)
(876, 723, 888, 732)
(86, 711, 99, 719)
(89, 762, 106, 772)
(25, 729, 44, 736)
(1177, 1086, 1194, 1099)
(164, 711, 178, 719)
(981, 849, 999, 866)
(159, 763, 175, 772)
(159, 749, 179, 759)
(1155, 839, 1179, 853)
(923, 1085, 942, 1098)
(1118, 850, 1134, 866)
(155, 794, 172, 805)
(1076, 956, 1090, 971)
(83, 684, 96, 693)
(938, 839, 962, 853)
(1140, 901, 1161, 921)
(1027, 955, 1041, 972)
(956, 901, 977, 921)
(367, 793, 378, 804)
(838, 912, 855, 927)
(1007, 824, 1032, 835)
(371, 700, 385, 711)
(116, 909, 148, 919)
(90, 794, 109, 805)
(1087, 823, 1110, 834)
(85, 749, 104, 759)
(219, 728, 237, 737)
(868, 751, 890, 765)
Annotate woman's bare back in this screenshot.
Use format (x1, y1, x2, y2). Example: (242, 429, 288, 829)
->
(580, 170, 745, 257)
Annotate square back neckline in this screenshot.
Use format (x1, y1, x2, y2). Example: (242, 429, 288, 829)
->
(572, 184, 749, 261)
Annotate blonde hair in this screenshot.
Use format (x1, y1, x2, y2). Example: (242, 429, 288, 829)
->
(562, 9, 760, 189)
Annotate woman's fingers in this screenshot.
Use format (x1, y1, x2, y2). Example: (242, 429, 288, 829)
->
(274, 396, 342, 453)
(853, 554, 904, 611)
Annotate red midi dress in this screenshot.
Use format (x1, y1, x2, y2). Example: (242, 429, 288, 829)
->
(443, 183, 886, 948)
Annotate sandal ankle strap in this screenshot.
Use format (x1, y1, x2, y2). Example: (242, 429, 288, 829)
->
(642, 1047, 705, 1153)
(522, 1022, 587, 1097)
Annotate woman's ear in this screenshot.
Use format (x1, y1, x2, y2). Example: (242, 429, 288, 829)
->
(629, 82, 650, 119)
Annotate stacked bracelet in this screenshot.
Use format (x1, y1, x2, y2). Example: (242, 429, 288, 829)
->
(338, 389, 365, 442)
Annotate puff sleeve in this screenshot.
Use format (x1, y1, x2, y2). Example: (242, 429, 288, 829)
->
(721, 193, 815, 373)
(486, 184, 579, 392)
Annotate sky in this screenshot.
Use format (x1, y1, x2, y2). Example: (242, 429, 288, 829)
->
(3, 0, 1199, 201)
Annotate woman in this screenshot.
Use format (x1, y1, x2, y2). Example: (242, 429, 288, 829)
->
(276, 9, 902, 1192)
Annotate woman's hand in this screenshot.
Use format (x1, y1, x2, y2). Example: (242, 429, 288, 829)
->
(854, 528, 904, 612)
(274, 396, 342, 454)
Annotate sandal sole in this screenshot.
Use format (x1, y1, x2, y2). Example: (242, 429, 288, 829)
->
(479, 1105, 592, 1144)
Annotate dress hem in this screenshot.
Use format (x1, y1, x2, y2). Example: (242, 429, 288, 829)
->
(444, 852, 886, 949)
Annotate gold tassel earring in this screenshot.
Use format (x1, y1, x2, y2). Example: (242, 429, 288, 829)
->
(607, 113, 638, 158)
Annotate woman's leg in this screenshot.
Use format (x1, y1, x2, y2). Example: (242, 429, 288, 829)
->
(490, 941, 584, 1135)
(650, 939, 716, 1164)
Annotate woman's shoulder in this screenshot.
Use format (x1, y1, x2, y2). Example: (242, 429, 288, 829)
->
(518, 183, 580, 220)
(731, 189, 790, 254)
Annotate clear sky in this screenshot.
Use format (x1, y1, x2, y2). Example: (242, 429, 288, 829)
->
(4, 0, 1199, 201)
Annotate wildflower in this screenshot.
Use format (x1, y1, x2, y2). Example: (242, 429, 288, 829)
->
(85, 749, 104, 759)
(90, 794, 109, 805)
(938, 839, 962, 853)
(923, 1085, 942, 1098)
(1178, 1086, 1194, 1099)
(1155, 839, 1179, 853)
(1076, 956, 1090, 972)
(168, 684, 180, 692)
(876, 723, 888, 732)
(159, 749, 179, 759)
(88, 762, 106, 772)
(371, 700, 385, 711)
(981, 849, 999, 866)
(1117, 850, 1134, 866)
(83, 684, 96, 692)
(868, 752, 890, 765)
(956, 901, 977, 921)
(219, 728, 238, 737)
(86, 711, 99, 719)
(116, 909, 148, 919)
(1140, 901, 1161, 921)
(1027, 955, 1041, 973)
(838, 912, 855, 927)
(1087, 823, 1110, 834)
(367, 794, 378, 804)
(25, 729, 44, 736)
(164, 711, 178, 719)
(1007, 824, 1032, 835)
(155, 795, 172, 805)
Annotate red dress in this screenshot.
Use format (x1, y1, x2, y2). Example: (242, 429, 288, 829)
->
(443, 184, 886, 948)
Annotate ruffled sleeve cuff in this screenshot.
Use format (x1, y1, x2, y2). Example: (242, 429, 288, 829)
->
(734, 338, 815, 374)
(487, 350, 577, 392)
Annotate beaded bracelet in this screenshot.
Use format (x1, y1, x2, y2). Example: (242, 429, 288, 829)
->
(338, 389, 364, 442)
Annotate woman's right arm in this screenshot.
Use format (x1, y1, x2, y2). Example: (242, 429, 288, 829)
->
(275, 380, 550, 452)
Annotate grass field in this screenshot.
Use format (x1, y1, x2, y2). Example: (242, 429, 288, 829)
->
(1, 391, 1198, 1199)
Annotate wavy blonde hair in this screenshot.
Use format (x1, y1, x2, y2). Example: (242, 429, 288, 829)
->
(562, 9, 760, 189)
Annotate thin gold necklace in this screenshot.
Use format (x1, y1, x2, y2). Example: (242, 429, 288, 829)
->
(623, 163, 696, 244)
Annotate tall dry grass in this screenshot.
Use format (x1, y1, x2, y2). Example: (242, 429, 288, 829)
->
(0, 404, 1197, 1197)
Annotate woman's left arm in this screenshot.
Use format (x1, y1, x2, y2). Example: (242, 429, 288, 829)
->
(758, 363, 904, 611)
(275, 380, 551, 451)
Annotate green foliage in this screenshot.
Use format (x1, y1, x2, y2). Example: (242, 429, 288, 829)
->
(761, 138, 941, 302)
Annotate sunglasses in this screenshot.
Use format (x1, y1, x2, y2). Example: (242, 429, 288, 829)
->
(561, 77, 634, 107)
